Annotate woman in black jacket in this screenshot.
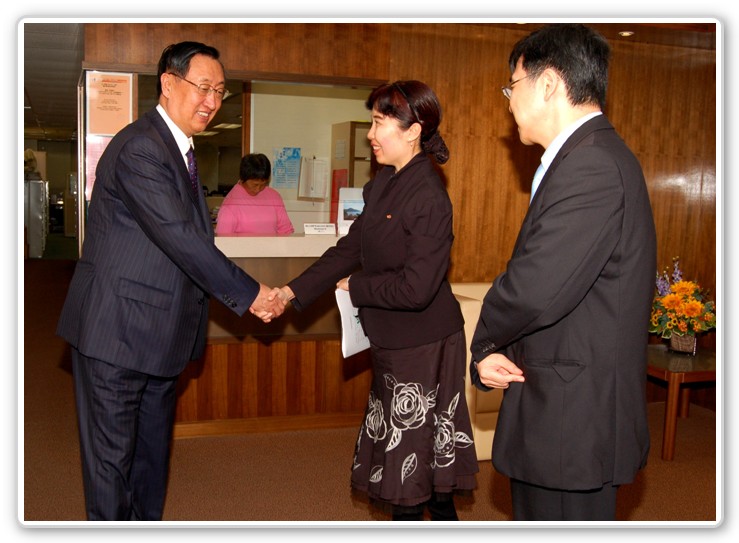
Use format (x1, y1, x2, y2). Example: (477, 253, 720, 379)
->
(278, 81, 478, 521)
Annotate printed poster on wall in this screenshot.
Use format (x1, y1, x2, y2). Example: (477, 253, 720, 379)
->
(337, 187, 364, 235)
(85, 71, 133, 200)
(86, 71, 133, 136)
(272, 147, 301, 189)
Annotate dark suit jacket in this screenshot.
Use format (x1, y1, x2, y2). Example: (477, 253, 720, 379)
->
(57, 108, 260, 377)
(470, 115, 657, 490)
(289, 153, 463, 349)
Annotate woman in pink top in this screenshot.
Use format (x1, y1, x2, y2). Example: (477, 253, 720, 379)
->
(215, 153, 294, 235)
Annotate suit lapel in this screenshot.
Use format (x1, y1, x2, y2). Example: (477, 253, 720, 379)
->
(145, 109, 212, 232)
(513, 115, 614, 255)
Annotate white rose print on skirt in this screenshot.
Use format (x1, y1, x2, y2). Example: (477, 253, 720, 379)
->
(354, 374, 474, 485)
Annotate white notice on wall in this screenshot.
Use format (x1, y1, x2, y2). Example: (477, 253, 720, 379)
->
(298, 156, 329, 200)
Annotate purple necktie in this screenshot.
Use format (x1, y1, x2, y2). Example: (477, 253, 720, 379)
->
(186, 146, 199, 198)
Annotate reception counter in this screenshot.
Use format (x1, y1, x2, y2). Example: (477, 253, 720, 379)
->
(215, 233, 341, 258)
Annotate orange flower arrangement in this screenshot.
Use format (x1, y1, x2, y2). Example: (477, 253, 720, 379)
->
(649, 257, 716, 339)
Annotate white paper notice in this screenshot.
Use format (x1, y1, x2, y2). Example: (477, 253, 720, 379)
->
(335, 288, 370, 358)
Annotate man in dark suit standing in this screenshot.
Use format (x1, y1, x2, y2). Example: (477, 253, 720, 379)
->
(57, 41, 285, 520)
(470, 24, 656, 521)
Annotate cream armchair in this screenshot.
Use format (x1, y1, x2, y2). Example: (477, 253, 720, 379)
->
(451, 283, 504, 461)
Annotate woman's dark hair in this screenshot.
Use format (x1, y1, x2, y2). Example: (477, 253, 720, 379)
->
(240, 153, 271, 182)
(509, 24, 610, 110)
(156, 41, 222, 96)
(366, 80, 449, 164)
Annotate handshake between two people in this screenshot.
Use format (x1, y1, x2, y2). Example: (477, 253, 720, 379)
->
(247, 276, 351, 323)
(248, 284, 296, 323)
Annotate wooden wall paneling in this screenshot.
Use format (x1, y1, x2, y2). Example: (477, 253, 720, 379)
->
(84, 23, 161, 67)
(610, 43, 714, 158)
(196, 344, 215, 420)
(210, 342, 230, 419)
(311, 340, 327, 414)
(85, 22, 391, 84)
(292, 340, 318, 415)
(241, 342, 260, 418)
(344, 351, 373, 413)
(643, 154, 717, 294)
(269, 341, 289, 417)
(175, 356, 201, 422)
(318, 341, 342, 413)
(447, 133, 538, 282)
(606, 39, 716, 302)
(256, 342, 274, 417)
(175, 344, 213, 422)
(225, 343, 243, 419)
(284, 341, 299, 415)
(174, 339, 372, 426)
(343, 347, 371, 413)
(608, 36, 717, 369)
(338, 350, 361, 413)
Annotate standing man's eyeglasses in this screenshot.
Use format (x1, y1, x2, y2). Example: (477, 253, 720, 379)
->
(501, 74, 532, 100)
(168, 73, 231, 101)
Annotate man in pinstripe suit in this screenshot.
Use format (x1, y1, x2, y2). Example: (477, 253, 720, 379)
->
(57, 41, 284, 521)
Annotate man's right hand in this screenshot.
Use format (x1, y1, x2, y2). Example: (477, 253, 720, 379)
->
(476, 352, 525, 389)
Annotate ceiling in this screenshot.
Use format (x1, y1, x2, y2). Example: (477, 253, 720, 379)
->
(21, 21, 716, 144)
(23, 22, 84, 142)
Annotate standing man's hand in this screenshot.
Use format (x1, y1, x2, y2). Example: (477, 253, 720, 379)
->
(476, 353, 525, 389)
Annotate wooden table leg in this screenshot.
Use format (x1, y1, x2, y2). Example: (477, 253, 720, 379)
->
(661, 373, 683, 461)
(679, 387, 691, 418)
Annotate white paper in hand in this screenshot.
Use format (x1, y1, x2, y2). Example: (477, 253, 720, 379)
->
(335, 288, 370, 357)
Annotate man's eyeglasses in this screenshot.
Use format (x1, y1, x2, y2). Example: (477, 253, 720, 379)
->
(169, 73, 231, 101)
(501, 75, 531, 100)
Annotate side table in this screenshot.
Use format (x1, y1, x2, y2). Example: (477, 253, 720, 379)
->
(646, 344, 716, 461)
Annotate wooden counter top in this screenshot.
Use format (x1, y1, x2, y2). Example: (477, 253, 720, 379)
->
(215, 233, 340, 258)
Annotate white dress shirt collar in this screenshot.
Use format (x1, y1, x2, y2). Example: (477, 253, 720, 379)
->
(531, 111, 603, 200)
(156, 104, 195, 164)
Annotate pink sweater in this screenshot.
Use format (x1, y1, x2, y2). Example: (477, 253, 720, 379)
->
(215, 184, 294, 235)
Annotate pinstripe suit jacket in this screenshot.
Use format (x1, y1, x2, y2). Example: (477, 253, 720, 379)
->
(57, 108, 260, 377)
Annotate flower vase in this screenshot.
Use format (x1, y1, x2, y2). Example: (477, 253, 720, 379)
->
(669, 334, 697, 356)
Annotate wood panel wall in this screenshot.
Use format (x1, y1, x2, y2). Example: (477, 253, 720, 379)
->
(84, 22, 718, 428)
(175, 339, 372, 432)
(83, 22, 390, 85)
